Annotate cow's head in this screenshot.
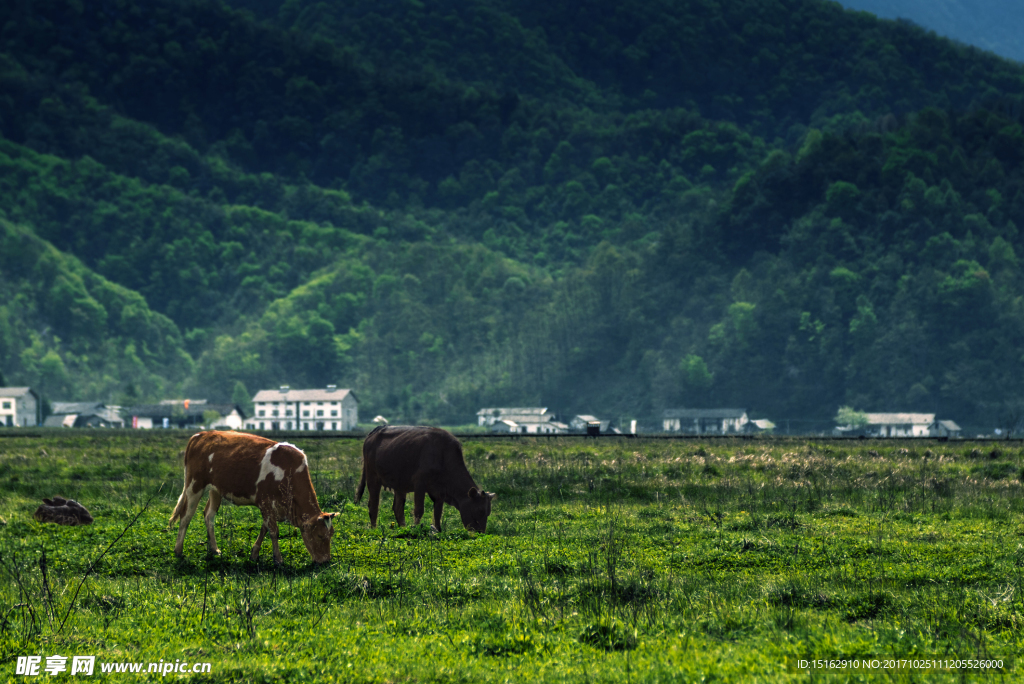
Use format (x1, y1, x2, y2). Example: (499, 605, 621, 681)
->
(459, 488, 497, 532)
(301, 512, 338, 564)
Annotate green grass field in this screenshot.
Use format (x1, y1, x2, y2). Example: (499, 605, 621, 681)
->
(0, 431, 1021, 682)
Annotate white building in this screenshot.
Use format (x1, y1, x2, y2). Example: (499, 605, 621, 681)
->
(477, 407, 567, 434)
(0, 387, 40, 427)
(863, 413, 934, 437)
(210, 407, 246, 430)
(491, 419, 520, 434)
(246, 385, 358, 431)
(477, 407, 553, 427)
(835, 412, 935, 437)
(491, 418, 568, 434)
(662, 408, 749, 434)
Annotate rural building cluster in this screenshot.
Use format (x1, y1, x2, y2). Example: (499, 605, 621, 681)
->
(0, 385, 965, 437)
(0, 385, 357, 432)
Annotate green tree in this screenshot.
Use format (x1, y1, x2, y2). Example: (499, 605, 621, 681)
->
(231, 380, 253, 415)
(835, 406, 869, 429)
(679, 354, 713, 396)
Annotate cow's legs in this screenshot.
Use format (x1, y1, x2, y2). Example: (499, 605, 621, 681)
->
(203, 489, 223, 555)
(173, 480, 205, 558)
(254, 502, 285, 565)
(250, 522, 269, 562)
(265, 517, 284, 565)
(430, 494, 444, 531)
(392, 491, 407, 526)
(367, 478, 382, 529)
(413, 490, 426, 526)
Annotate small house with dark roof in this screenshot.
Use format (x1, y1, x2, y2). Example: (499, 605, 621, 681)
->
(0, 387, 40, 427)
(662, 408, 750, 434)
(45, 402, 124, 428)
(246, 385, 358, 431)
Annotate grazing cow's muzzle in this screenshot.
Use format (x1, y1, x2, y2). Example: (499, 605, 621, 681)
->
(302, 513, 338, 564)
(460, 489, 498, 533)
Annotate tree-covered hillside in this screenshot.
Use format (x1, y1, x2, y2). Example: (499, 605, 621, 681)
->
(3, 0, 1024, 432)
(0, 214, 191, 403)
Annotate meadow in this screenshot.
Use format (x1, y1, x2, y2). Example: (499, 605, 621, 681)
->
(0, 430, 1022, 682)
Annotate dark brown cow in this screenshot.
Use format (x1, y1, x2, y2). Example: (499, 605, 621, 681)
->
(168, 431, 337, 564)
(356, 425, 496, 532)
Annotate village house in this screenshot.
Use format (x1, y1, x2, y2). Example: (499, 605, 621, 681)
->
(0, 387, 40, 427)
(490, 419, 521, 434)
(569, 414, 610, 434)
(490, 418, 569, 434)
(662, 408, 750, 434)
(44, 402, 124, 428)
(865, 413, 934, 437)
(477, 407, 567, 434)
(246, 385, 358, 431)
(835, 412, 935, 437)
(125, 400, 246, 430)
(477, 407, 552, 426)
(929, 419, 962, 438)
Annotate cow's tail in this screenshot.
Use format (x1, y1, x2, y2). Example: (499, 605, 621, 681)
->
(168, 432, 203, 530)
(168, 490, 189, 530)
(355, 425, 386, 503)
(355, 471, 365, 503)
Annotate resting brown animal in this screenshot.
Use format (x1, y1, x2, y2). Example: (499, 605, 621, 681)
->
(168, 431, 337, 564)
(33, 497, 93, 526)
(356, 425, 496, 532)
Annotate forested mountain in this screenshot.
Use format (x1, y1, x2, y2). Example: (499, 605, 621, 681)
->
(838, 0, 1024, 65)
(2, 0, 1024, 431)
(0, 214, 191, 402)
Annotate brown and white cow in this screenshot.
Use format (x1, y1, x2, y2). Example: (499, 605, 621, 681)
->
(168, 431, 337, 564)
(356, 425, 496, 532)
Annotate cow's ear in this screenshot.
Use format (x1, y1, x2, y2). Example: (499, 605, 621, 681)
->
(468, 488, 480, 499)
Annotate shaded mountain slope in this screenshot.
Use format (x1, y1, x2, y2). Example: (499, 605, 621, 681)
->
(0, 216, 192, 402)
